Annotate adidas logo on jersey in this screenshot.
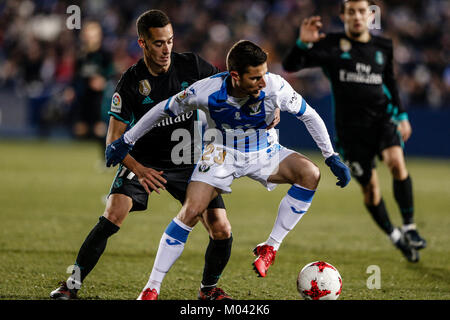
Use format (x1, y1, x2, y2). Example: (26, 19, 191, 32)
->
(142, 96, 154, 104)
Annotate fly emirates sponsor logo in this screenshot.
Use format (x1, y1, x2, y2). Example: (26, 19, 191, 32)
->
(154, 110, 194, 127)
(339, 63, 382, 85)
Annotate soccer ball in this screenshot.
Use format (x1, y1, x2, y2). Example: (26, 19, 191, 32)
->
(297, 261, 343, 300)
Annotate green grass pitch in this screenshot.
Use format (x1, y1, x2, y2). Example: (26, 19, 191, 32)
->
(0, 140, 449, 300)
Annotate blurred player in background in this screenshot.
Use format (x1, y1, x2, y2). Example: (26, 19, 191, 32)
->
(282, 0, 426, 262)
(22, 37, 52, 137)
(70, 21, 114, 153)
(51, 10, 282, 300)
(105, 40, 351, 299)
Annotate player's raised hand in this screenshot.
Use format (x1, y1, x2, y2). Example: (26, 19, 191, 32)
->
(300, 16, 326, 43)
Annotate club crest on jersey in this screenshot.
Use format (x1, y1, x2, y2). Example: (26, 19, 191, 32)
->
(113, 177, 123, 188)
(139, 79, 151, 96)
(175, 87, 195, 103)
(340, 38, 351, 52)
(111, 92, 122, 113)
(248, 101, 262, 115)
(176, 90, 188, 102)
(198, 163, 210, 173)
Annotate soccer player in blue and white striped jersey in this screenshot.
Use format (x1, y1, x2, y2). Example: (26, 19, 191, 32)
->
(106, 40, 351, 299)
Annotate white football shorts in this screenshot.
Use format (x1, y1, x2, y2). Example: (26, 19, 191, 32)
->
(190, 143, 295, 193)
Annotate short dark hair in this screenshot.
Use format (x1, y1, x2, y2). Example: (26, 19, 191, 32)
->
(340, 0, 376, 13)
(136, 9, 171, 39)
(226, 40, 268, 75)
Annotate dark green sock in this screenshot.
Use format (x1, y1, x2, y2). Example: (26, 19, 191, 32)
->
(393, 176, 414, 225)
(74, 216, 120, 283)
(365, 198, 394, 235)
(201, 235, 233, 287)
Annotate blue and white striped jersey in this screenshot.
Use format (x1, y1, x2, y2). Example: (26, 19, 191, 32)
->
(125, 71, 335, 158)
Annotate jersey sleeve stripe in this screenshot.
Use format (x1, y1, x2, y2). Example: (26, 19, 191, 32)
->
(108, 111, 130, 124)
(163, 96, 176, 117)
(296, 39, 311, 50)
(296, 98, 307, 117)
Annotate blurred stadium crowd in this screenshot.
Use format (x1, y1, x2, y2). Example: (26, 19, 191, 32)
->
(0, 0, 448, 137)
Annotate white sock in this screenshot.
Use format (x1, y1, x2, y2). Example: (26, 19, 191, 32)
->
(144, 280, 161, 294)
(267, 184, 314, 250)
(389, 228, 402, 243)
(200, 282, 217, 290)
(143, 218, 192, 293)
(401, 223, 416, 232)
(265, 236, 281, 251)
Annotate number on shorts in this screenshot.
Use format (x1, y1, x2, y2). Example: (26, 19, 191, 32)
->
(202, 144, 226, 165)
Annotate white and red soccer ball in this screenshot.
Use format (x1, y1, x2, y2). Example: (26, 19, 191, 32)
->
(297, 261, 343, 300)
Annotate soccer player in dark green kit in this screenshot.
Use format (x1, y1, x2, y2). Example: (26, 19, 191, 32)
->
(50, 10, 279, 300)
(282, 0, 426, 262)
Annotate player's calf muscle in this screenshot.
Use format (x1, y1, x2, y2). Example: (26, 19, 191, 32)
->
(362, 184, 381, 206)
(203, 209, 231, 240)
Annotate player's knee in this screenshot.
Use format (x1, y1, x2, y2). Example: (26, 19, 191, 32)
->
(362, 183, 380, 206)
(102, 208, 126, 227)
(210, 221, 232, 240)
(387, 159, 407, 179)
(299, 162, 320, 189)
(103, 194, 132, 226)
(178, 203, 207, 226)
(311, 164, 321, 183)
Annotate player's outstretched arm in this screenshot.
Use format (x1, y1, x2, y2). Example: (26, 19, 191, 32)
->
(273, 74, 350, 187)
(106, 87, 198, 167)
(105, 99, 170, 167)
(299, 106, 351, 188)
(104, 116, 167, 192)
